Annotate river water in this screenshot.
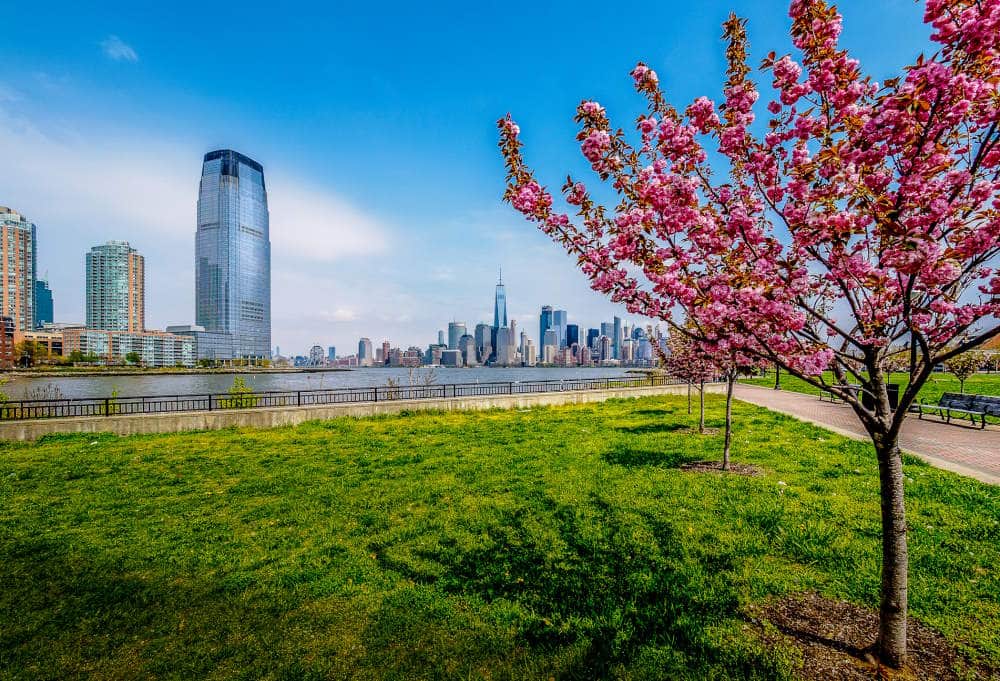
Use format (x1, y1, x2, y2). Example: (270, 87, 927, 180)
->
(4, 367, 636, 400)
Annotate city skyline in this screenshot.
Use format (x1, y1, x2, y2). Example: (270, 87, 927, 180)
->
(0, 2, 934, 353)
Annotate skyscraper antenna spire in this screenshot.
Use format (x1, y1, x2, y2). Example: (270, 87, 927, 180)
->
(499, 265, 502, 284)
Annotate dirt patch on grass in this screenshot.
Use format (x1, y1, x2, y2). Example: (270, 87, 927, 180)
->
(748, 593, 995, 680)
(679, 426, 721, 435)
(679, 460, 763, 476)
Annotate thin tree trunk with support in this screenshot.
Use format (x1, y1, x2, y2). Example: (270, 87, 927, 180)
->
(698, 381, 705, 434)
(722, 373, 735, 470)
(687, 382, 692, 414)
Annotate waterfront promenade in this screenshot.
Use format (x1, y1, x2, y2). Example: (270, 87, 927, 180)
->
(0, 378, 712, 440)
(735, 384, 1000, 484)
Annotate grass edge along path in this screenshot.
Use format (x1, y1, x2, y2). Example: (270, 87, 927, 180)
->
(1, 394, 998, 679)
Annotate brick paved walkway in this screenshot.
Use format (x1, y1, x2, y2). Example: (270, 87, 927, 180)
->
(735, 384, 1000, 485)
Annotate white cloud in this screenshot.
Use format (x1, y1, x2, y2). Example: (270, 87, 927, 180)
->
(267, 175, 387, 261)
(0, 106, 392, 333)
(100, 36, 138, 63)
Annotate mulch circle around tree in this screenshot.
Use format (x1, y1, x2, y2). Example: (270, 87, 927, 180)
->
(747, 592, 996, 680)
(679, 460, 763, 476)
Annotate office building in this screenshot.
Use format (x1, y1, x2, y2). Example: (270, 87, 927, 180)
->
(566, 324, 579, 349)
(166, 325, 237, 362)
(613, 316, 622, 359)
(553, 309, 567, 347)
(448, 321, 466, 350)
(0, 207, 37, 332)
(426, 344, 445, 365)
(358, 337, 373, 366)
(15, 329, 63, 358)
(495, 326, 515, 366)
(86, 241, 144, 332)
(459, 334, 477, 367)
(437, 329, 446, 346)
(63, 328, 195, 367)
(440, 349, 463, 367)
(599, 335, 613, 361)
(33, 279, 53, 329)
(328, 346, 336, 361)
(539, 306, 553, 359)
(542, 328, 558, 363)
(523, 339, 536, 367)
(474, 323, 492, 364)
(196, 149, 271, 358)
(587, 328, 599, 350)
(493, 267, 507, 328)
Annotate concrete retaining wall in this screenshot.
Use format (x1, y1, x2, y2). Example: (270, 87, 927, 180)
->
(0, 383, 723, 441)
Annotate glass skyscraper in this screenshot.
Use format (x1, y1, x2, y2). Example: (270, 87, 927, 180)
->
(86, 241, 144, 332)
(493, 267, 507, 328)
(553, 309, 568, 348)
(448, 321, 467, 350)
(539, 305, 553, 359)
(196, 149, 271, 358)
(33, 279, 53, 329)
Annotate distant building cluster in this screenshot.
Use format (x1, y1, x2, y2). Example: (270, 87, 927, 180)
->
(0, 148, 273, 368)
(279, 267, 663, 370)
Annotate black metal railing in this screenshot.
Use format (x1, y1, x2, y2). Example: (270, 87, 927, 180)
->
(0, 374, 682, 421)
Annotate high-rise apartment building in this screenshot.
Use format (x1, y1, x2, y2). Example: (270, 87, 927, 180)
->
(86, 241, 144, 332)
(196, 149, 271, 358)
(33, 279, 53, 329)
(0, 207, 36, 332)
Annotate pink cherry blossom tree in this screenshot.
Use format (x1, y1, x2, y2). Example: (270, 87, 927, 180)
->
(659, 325, 715, 428)
(499, 0, 999, 668)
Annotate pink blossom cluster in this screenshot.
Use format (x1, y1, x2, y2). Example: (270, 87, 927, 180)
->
(499, 0, 1000, 391)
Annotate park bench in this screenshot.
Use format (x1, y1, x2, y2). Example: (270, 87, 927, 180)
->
(914, 392, 1000, 429)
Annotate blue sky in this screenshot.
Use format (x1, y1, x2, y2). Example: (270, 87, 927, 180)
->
(1, 0, 932, 354)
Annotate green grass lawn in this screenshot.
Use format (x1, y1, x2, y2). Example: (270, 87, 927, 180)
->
(743, 371, 1000, 402)
(1, 396, 998, 680)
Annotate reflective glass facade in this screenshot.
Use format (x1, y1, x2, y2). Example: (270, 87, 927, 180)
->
(196, 150, 271, 358)
(493, 270, 507, 329)
(33, 279, 53, 329)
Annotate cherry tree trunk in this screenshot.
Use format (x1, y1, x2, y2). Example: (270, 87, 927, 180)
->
(687, 382, 692, 414)
(698, 381, 705, 434)
(874, 433, 909, 669)
(722, 375, 734, 470)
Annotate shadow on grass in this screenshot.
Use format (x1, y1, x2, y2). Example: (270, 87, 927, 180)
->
(632, 408, 679, 417)
(602, 443, 701, 468)
(615, 421, 691, 435)
(365, 495, 795, 679)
